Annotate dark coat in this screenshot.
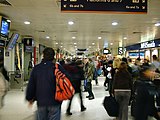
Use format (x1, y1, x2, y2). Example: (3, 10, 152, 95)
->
(26, 61, 65, 106)
(112, 70, 132, 91)
(63, 64, 84, 93)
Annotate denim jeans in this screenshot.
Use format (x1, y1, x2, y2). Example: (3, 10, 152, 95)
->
(37, 105, 61, 120)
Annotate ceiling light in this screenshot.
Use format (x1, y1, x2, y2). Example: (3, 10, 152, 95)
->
(98, 37, 102, 39)
(24, 21, 31, 25)
(68, 21, 74, 25)
(110, 43, 113, 45)
(60, 46, 63, 48)
(92, 43, 95, 45)
(123, 37, 127, 39)
(56, 43, 58, 44)
(7, 19, 11, 22)
(89, 46, 91, 48)
(112, 22, 118, 26)
(75, 46, 77, 48)
(74, 43, 77, 45)
(155, 23, 160, 26)
(72, 36, 76, 39)
(46, 36, 50, 39)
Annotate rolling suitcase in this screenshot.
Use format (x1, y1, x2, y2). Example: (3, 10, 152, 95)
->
(103, 95, 119, 117)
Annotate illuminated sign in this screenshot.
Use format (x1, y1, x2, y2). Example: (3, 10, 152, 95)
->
(141, 41, 155, 49)
(103, 48, 110, 54)
(61, 0, 147, 13)
(118, 47, 123, 55)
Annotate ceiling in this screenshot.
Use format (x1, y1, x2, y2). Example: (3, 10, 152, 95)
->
(0, 0, 160, 55)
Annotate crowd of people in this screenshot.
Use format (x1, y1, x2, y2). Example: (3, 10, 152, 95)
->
(1, 47, 160, 120)
(25, 47, 160, 120)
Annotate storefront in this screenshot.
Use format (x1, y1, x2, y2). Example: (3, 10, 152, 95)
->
(125, 39, 160, 62)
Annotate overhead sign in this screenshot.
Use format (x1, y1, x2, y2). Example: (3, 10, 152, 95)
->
(61, 0, 147, 13)
(118, 47, 123, 55)
(141, 40, 155, 49)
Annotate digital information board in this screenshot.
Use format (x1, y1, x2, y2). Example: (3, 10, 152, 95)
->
(61, 0, 147, 14)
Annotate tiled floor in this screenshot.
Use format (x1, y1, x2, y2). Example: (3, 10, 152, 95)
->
(0, 76, 156, 120)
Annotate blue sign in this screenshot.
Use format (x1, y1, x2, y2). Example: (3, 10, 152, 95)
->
(126, 39, 160, 51)
(1, 18, 10, 37)
(61, 0, 147, 13)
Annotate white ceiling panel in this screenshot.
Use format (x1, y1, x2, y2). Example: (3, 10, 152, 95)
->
(0, 0, 160, 54)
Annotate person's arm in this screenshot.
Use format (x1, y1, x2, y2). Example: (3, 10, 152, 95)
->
(26, 68, 36, 103)
(112, 73, 118, 94)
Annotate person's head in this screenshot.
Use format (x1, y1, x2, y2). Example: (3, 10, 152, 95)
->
(144, 58, 149, 63)
(88, 58, 93, 63)
(119, 61, 128, 71)
(139, 66, 155, 79)
(65, 58, 71, 64)
(128, 58, 132, 63)
(135, 59, 141, 66)
(108, 60, 113, 67)
(43, 47, 55, 61)
(153, 55, 157, 61)
(122, 57, 128, 64)
(75, 59, 83, 67)
(84, 58, 88, 64)
(113, 58, 121, 68)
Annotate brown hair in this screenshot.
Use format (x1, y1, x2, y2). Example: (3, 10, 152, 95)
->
(119, 61, 127, 71)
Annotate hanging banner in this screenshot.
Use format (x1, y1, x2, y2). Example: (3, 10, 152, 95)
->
(61, 0, 147, 14)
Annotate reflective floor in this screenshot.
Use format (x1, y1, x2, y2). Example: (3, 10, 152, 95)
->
(0, 76, 156, 120)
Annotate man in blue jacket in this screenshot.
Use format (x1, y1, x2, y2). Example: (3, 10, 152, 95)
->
(26, 47, 62, 120)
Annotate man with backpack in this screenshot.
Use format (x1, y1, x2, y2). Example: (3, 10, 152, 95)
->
(26, 47, 66, 120)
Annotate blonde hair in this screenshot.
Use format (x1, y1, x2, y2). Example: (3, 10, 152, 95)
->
(113, 58, 121, 69)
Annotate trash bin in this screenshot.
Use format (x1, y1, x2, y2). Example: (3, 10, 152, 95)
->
(10, 73, 23, 89)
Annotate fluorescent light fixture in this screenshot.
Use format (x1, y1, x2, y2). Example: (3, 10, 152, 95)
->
(75, 46, 77, 48)
(24, 21, 31, 25)
(92, 43, 95, 45)
(155, 23, 160, 26)
(123, 37, 127, 39)
(68, 21, 74, 25)
(56, 43, 58, 44)
(7, 19, 11, 22)
(60, 46, 63, 48)
(46, 36, 50, 39)
(72, 36, 76, 39)
(112, 22, 118, 26)
(98, 37, 102, 39)
(110, 43, 113, 45)
(74, 43, 77, 45)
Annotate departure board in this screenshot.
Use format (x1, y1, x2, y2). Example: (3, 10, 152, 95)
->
(61, 0, 147, 14)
